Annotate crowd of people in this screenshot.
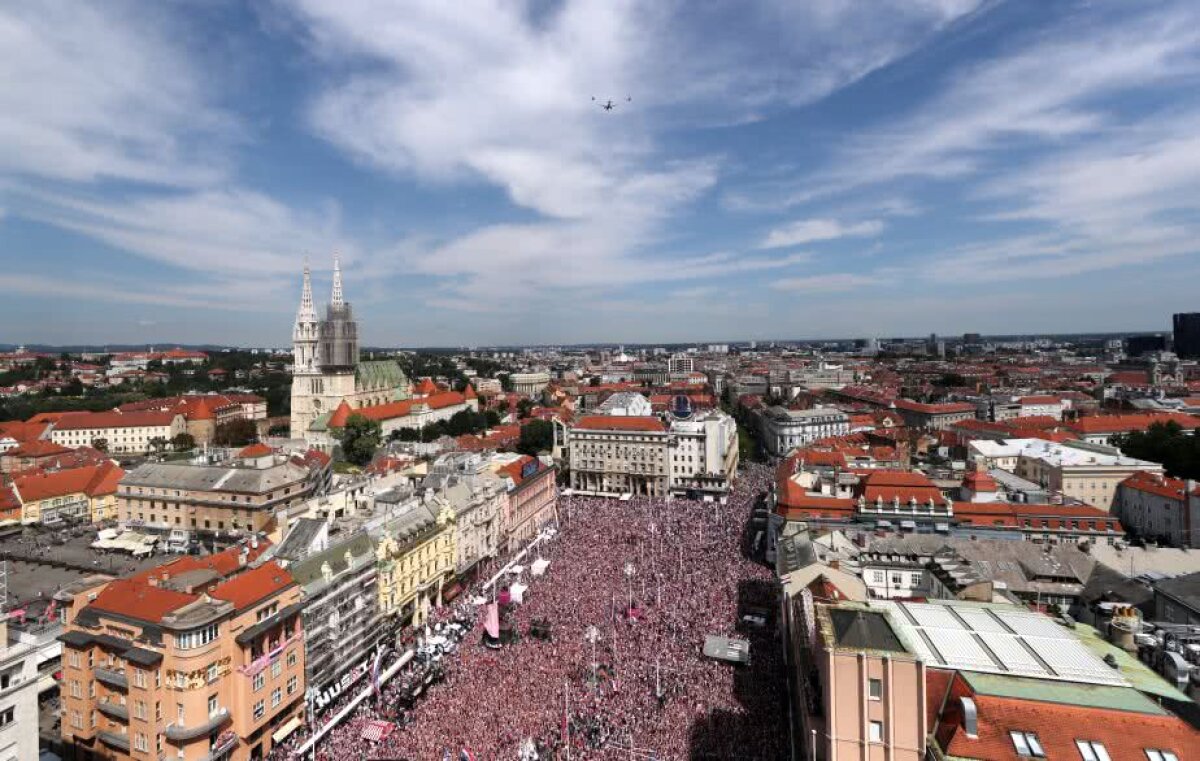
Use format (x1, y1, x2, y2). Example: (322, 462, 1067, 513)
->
(273, 462, 784, 760)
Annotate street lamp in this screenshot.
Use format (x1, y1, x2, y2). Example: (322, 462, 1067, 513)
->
(624, 562, 636, 614)
(584, 624, 601, 682)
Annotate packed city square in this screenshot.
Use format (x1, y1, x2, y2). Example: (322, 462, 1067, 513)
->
(271, 463, 783, 760)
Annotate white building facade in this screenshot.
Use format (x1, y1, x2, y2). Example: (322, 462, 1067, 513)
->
(758, 407, 850, 457)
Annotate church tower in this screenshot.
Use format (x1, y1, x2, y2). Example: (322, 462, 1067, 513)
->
(290, 262, 324, 439)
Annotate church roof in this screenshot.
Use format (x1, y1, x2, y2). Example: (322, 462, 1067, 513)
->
(356, 360, 408, 390)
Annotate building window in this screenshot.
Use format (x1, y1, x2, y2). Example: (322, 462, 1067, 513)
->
(176, 623, 219, 650)
(253, 672, 265, 692)
(208, 694, 219, 717)
(868, 721, 883, 743)
(1145, 752, 1179, 761)
(271, 687, 282, 708)
(1076, 741, 1111, 761)
(272, 660, 282, 679)
(287, 649, 298, 667)
(868, 678, 882, 700)
(1010, 731, 1046, 758)
(287, 675, 298, 695)
(253, 700, 265, 720)
(134, 733, 148, 752)
(207, 663, 219, 683)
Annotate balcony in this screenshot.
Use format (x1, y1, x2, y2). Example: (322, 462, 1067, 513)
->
(165, 707, 230, 742)
(200, 730, 240, 761)
(95, 666, 128, 691)
(98, 730, 131, 752)
(96, 700, 129, 722)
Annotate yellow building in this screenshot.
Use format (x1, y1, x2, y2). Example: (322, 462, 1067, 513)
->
(13, 461, 123, 524)
(373, 496, 456, 626)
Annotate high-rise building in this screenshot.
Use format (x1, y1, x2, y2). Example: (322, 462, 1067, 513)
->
(1126, 333, 1168, 357)
(289, 258, 410, 440)
(1172, 312, 1200, 358)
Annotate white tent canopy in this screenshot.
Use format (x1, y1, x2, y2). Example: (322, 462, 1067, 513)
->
(531, 558, 550, 577)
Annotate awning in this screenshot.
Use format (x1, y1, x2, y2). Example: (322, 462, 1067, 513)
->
(900, 520, 917, 530)
(935, 522, 950, 532)
(360, 720, 394, 742)
(530, 558, 550, 577)
(271, 716, 303, 744)
(876, 520, 893, 528)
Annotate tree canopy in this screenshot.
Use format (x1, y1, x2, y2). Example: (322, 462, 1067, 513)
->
(518, 419, 555, 456)
(339, 413, 382, 466)
(214, 418, 257, 447)
(1113, 421, 1200, 480)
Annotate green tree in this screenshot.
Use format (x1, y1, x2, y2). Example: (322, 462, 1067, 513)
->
(517, 398, 535, 419)
(91, 437, 109, 453)
(484, 410, 501, 428)
(214, 418, 257, 447)
(148, 436, 168, 455)
(171, 432, 196, 452)
(518, 419, 555, 456)
(339, 414, 382, 466)
(499, 373, 514, 393)
(1114, 421, 1200, 480)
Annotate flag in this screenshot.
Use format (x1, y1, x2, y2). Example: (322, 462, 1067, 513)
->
(484, 602, 500, 639)
(371, 648, 383, 697)
(460, 749, 476, 761)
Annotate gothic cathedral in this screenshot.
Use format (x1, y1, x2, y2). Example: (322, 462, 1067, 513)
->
(289, 257, 410, 440)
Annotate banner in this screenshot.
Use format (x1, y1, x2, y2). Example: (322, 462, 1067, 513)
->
(484, 602, 500, 639)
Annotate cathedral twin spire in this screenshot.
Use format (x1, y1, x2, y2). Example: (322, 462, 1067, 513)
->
(295, 255, 345, 325)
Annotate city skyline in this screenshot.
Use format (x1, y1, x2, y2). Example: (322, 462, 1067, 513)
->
(3, 0, 1200, 346)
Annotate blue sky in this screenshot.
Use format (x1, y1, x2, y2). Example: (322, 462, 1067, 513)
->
(3, 0, 1200, 347)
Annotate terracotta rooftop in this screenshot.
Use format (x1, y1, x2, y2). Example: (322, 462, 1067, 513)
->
(209, 560, 293, 610)
(574, 415, 666, 432)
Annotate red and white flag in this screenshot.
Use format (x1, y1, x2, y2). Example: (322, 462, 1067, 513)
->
(484, 602, 500, 639)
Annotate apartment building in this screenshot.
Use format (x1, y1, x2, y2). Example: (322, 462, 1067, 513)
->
(490, 454, 557, 553)
(13, 461, 123, 524)
(372, 491, 457, 626)
(757, 407, 850, 457)
(1013, 440, 1163, 511)
(787, 598, 1198, 761)
(58, 545, 306, 761)
(1114, 471, 1200, 547)
(50, 411, 188, 455)
(892, 400, 976, 430)
(117, 449, 323, 545)
(567, 416, 670, 497)
(271, 521, 382, 710)
(0, 621, 40, 761)
(668, 408, 739, 498)
(424, 453, 507, 577)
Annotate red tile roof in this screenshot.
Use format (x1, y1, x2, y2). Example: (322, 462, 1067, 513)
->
(237, 442, 274, 458)
(13, 461, 124, 502)
(329, 391, 469, 428)
(133, 543, 270, 586)
(1017, 395, 1062, 405)
(52, 410, 180, 430)
(855, 470, 943, 503)
(962, 471, 997, 492)
(574, 415, 666, 432)
(209, 560, 293, 610)
(893, 399, 977, 414)
(1119, 470, 1191, 501)
(936, 684, 1198, 760)
(89, 577, 198, 623)
(6, 439, 73, 459)
(1068, 412, 1200, 434)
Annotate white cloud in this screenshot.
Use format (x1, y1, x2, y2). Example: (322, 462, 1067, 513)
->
(770, 272, 881, 293)
(0, 2, 235, 187)
(276, 0, 984, 309)
(759, 218, 884, 249)
(779, 1, 1200, 204)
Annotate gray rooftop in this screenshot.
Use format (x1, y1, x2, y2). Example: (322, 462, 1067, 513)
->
(1154, 571, 1200, 613)
(121, 458, 311, 495)
(829, 609, 906, 652)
